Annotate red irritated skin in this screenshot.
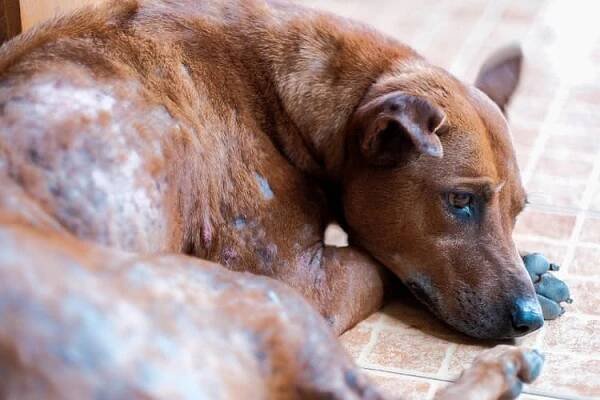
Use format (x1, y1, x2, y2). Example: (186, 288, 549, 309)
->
(0, 218, 544, 400)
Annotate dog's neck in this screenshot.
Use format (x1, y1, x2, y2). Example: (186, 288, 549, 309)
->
(134, 0, 416, 182)
(244, 4, 417, 181)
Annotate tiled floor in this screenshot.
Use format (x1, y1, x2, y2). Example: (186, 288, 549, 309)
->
(300, 0, 600, 399)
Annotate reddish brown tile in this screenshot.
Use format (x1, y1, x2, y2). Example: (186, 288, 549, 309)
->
(510, 95, 553, 123)
(501, 1, 543, 23)
(571, 246, 600, 278)
(340, 324, 373, 360)
(556, 109, 600, 130)
(448, 1, 486, 20)
(446, 343, 488, 378)
(545, 129, 600, 156)
(364, 370, 433, 399)
(567, 84, 600, 106)
(543, 315, 600, 354)
(531, 156, 593, 181)
(443, 324, 541, 377)
(511, 120, 541, 148)
(514, 210, 576, 240)
(365, 327, 450, 374)
(529, 352, 600, 398)
(578, 216, 600, 244)
(568, 278, 600, 317)
(525, 180, 587, 210)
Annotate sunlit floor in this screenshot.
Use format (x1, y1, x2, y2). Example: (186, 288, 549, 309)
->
(299, 0, 600, 398)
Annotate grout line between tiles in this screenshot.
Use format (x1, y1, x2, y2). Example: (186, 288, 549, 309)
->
(357, 315, 384, 365)
(514, 234, 600, 255)
(359, 364, 453, 384)
(449, 0, 509, 76)
(518, 0, 572, 188)
(359, 364, 589, 400)
(521, 84, 570, 186)
(412, 2, 456, 53)
(425, 381, 440, 400)
(435, 343, 457, 379)
(560, 147, 600, 275)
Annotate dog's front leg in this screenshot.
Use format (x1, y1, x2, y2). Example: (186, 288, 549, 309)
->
(292, 245, 390, 335)
(434, 345, 544, 400)
(521, 252, 572, 319)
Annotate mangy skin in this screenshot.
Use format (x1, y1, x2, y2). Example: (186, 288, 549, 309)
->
(0, 220, 544, 400)
(0, 0, 569, 398)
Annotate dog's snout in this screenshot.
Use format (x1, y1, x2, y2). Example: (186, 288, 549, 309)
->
(511, 297, 544, 336)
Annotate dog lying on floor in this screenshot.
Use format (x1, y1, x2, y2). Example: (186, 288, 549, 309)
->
(0, 0, 571, 398)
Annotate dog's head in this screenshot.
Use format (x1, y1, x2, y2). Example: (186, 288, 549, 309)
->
(342, 46, 542, 339)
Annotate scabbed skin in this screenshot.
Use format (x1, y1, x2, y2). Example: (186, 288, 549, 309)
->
(0, 222, 375, 400)
(0, 222, 544, 400)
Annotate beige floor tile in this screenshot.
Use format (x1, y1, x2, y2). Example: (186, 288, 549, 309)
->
(567, 83, 600, 106)
(531, 156, 594, 184)
(364, 370, 434, 400)
(340, 324, 374, 361)
(364, 327, 451, 374)
(525, 180, 587, 210)
(542, 315, 600, 354)
(514, 209, 576, 240)
(511, 119, 542, 148)
(544, 128, 600, 156)
(571, 246, 600, 278)
(568, 278, 600, 317)
(586, 189, 600, 213)
(529, 352, 600, 398)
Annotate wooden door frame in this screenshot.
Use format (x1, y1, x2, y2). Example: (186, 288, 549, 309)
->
(1, 0, 21, 43)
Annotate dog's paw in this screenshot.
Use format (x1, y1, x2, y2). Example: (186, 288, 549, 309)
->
(522, 253, 572, 320)
(436, 346, 544, 400)
(476, 345, 544, 400)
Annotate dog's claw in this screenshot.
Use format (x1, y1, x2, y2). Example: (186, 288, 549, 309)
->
(535, 272, 571, 303)
(537, 294, 565, 320)
(523, 349, 545, 381)
(522, 252, 572, 320)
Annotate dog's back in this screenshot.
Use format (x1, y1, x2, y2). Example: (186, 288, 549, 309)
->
(0, 0, 264, 254)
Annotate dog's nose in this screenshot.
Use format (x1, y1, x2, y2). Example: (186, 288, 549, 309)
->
(511, 298, 544, 335)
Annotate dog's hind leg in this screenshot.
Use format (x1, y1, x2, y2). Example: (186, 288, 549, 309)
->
(0, 220, 545, 400)
(0, 219, 386, 399)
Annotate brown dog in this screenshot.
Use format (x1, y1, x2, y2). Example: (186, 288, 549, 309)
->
(0, 0, 565, 398)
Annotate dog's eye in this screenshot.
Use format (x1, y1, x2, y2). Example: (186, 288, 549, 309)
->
(449, 192, 472, 208)
(447, 192, 474, 218)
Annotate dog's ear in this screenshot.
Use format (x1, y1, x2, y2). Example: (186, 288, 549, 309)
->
(356, 92, 445, 167)
(475, 44, 523, 113)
